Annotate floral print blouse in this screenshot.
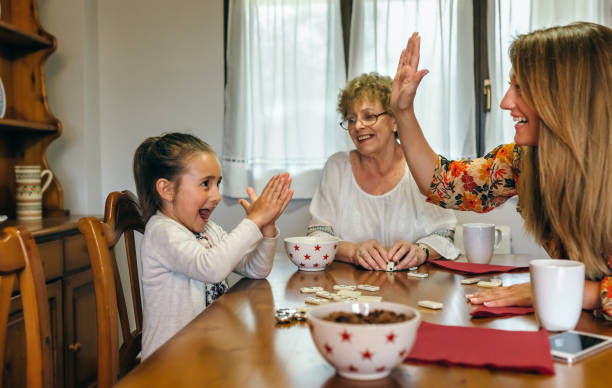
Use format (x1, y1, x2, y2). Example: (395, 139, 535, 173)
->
(426, 143, 612, 321)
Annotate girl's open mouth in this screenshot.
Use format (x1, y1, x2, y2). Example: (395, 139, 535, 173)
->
(199, 209, 211, 221)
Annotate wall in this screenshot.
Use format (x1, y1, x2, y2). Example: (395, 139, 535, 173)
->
(40, 0, 317, 246)
(39, 0, 545, 259)
(40, 0, 101, 215)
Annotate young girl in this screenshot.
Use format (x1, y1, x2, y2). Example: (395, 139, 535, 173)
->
(133, 132, 293, 358)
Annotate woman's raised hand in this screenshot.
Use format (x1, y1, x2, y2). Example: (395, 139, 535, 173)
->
(391, 32, 429, 113)
(240, 173, 293, 235)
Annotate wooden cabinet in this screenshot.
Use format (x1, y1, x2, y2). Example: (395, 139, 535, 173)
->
(0, 2, 95, 386)
(4, 280, 63, 387)
(2, 216, 97, 388)
(0, 0, 64, 217)
(63, 270, 97, 387)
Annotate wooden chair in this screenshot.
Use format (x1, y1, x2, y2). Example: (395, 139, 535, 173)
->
(0, 226, 53, 388)
(78, 190, 145, 388)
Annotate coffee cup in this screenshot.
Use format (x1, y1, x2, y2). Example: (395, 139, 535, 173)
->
(14, 165, 53, 221)
(530, 259, 584, 331)
(462, 223, 502, 264)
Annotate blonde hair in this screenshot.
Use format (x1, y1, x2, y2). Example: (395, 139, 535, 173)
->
(337, 72, 393, 117)
(514, 22, 612, 279)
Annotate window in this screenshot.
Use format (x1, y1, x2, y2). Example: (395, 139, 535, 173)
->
(348, 0, 476, 159)
(223, 0, 612, 197)
(223, 0, 349, 198)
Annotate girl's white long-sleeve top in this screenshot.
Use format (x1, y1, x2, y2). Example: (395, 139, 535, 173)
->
(140, 212, 277, 358)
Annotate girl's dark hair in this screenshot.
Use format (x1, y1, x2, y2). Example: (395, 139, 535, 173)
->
(133, 132, 215, 221)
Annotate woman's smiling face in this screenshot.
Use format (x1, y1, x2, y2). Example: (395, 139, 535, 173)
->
(346, 99, 396, 155)
(500, 73, 540, 146)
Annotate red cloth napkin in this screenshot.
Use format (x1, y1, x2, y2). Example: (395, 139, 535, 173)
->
(429, 259, 528, 275)
(470, 305, 534, 318)
(405, 321, 554, 375)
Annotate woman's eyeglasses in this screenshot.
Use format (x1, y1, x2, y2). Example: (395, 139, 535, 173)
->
(340, 111, 388, 130)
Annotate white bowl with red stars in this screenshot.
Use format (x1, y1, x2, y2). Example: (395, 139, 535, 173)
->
(284, 236, 339, 271)
(306, 301, 421, 380)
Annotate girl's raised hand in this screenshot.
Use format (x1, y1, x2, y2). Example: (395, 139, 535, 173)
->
(240, 173, 293, 231)
(391, 32, 429, 113)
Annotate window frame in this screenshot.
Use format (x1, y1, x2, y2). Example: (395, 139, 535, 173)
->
(473, 0, 489, 157)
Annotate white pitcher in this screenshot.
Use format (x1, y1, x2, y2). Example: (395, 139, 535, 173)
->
(15, 165, 53, 221)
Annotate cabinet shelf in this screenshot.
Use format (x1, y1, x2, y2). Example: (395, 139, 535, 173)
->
(0, 20, 53, 48)
(0, 118, 58, 133)
(0, 0, 65, 220)
(0, 1, 82, 385)
(0, 0, 66, 220)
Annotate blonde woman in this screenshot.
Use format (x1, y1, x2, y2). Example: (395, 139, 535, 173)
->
(308, 73, 460, 271)
(391, 22, 611, 320)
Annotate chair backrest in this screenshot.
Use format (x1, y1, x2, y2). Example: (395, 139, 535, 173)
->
(0, 226, 53, 388)
(78, 190, 145, 388)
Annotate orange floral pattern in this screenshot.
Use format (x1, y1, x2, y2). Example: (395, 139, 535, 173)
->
(427, 144, 519, 213)
(598, 256, 612, 321)
(427, 143, 612, 320)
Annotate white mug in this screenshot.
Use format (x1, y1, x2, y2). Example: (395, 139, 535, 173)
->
(530, 259, 584, 332)
(462, 223, 502, 264)
(14, 165, 53, 221)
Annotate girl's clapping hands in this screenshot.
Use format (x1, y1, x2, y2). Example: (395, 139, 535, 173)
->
(240, 173, 293, 236)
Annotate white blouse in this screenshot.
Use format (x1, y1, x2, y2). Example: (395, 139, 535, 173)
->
(308, 151, 460, 259)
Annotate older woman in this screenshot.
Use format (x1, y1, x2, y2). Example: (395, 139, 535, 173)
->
(391, 23, 611, 319)
(308, 73, 460, 271)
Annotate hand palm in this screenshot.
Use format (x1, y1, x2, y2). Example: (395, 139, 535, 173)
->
(391, 33, 428, 112)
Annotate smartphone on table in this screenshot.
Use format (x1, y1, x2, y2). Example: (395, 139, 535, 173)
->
(549, 330, 612, 364)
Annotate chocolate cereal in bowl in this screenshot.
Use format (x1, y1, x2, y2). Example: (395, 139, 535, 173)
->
(284, 236, 339, 271)
(307, 301, 420, 380)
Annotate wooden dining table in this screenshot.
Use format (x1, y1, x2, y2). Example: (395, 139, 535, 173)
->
(116, 253, 612, 388)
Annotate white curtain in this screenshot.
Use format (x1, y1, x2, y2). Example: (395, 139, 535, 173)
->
(348, 0, 476, 159)
(223, 0, 350, 199)
(485, 0, 612, 152)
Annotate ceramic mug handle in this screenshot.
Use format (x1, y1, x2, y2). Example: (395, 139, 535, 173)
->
(40, 169, 53, 193)
(493, 228, 503, 249)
